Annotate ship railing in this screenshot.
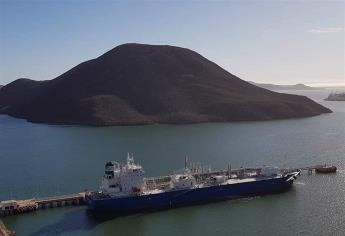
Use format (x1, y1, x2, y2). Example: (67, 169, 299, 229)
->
(144, 176, 172, 190)
(144, 167, 274, 190)
(192, 168, 261, 180)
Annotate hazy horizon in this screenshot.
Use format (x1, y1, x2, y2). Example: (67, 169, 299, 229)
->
(0, 0, 344, 87)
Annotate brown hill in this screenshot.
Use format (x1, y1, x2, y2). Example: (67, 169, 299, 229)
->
(0, 43, 331, 125)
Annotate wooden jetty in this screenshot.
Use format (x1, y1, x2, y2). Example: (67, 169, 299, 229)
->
(0, 192, 85, 218)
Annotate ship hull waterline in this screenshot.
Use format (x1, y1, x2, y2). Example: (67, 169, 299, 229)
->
(86, 174, 297, 215)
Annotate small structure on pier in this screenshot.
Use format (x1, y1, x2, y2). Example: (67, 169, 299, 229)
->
(315, 165, 337, 173)
(293, 164, 338, 175)
(0, 201, 17, 212)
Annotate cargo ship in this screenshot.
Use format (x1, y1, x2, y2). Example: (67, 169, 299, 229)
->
(86, 154, 300, 214)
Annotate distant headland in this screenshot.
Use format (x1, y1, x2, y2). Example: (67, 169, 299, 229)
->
(0, 43, 331, 126)
(324, 92, 345, 101)
(248, 81, 320, 91)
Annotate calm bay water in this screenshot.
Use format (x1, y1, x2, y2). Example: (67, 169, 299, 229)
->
(1, 89, 344, 236)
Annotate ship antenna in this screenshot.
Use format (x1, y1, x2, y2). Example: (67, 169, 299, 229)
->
(228, 164, 232, 179)
(185, 155, 188, 169)
(127, 152, 131, 164)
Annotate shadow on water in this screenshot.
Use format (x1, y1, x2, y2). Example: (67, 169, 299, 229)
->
(29, 208, 100, 236)
(28, 207, 153, 236)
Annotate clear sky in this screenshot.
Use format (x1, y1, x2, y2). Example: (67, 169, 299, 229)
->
(0, 0, 344, 86)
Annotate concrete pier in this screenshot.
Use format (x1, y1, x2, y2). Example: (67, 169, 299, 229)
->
(0, 192, 85, 218)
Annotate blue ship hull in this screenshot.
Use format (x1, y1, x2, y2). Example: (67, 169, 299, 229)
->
(86, 175, 295, 214)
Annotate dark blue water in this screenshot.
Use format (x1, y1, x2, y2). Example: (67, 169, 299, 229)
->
(1, 89, 344, 235)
